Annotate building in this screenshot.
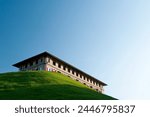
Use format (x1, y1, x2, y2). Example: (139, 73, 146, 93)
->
(13, 52, 107, 93)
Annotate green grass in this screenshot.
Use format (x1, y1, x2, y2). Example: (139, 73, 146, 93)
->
(0, 71, 116, 100)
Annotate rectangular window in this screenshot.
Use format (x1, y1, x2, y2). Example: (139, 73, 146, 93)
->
(72, 71, 74, 75)
(63, 66, 66, 70)
(68, 68, 70, 73)
(58, 64, 61, 68)
(53, 61, 56, 66)
(36, 60, 38, 64)
(76, 73, 78, 77)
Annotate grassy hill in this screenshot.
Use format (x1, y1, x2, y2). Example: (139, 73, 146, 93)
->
(0, 71, 116, 100)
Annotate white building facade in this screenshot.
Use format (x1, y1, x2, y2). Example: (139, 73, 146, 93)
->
(13, 52, 107, 93)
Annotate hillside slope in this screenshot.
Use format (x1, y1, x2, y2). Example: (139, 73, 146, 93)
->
(0, 71, 116, 100)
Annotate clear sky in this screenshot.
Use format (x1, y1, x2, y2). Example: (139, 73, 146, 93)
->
(0, 0, 150, 99)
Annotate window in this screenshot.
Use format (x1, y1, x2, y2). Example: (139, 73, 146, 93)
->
(53, 61, 56, 66)
(83, 76, 85, 80)
(36, 60, 38, 64)
(63, 66, 66, 70)
(72, 71, 74, 75)
(80, 75, 82, 78)
(58, 64, 61, 68)
(68, 68, 70, 73)
(76, 73, 78, 76)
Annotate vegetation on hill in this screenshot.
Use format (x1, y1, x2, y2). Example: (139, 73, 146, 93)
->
(0, 71, 116, 100)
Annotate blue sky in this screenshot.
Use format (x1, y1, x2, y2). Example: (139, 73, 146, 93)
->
(0, 0, 150, 99)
